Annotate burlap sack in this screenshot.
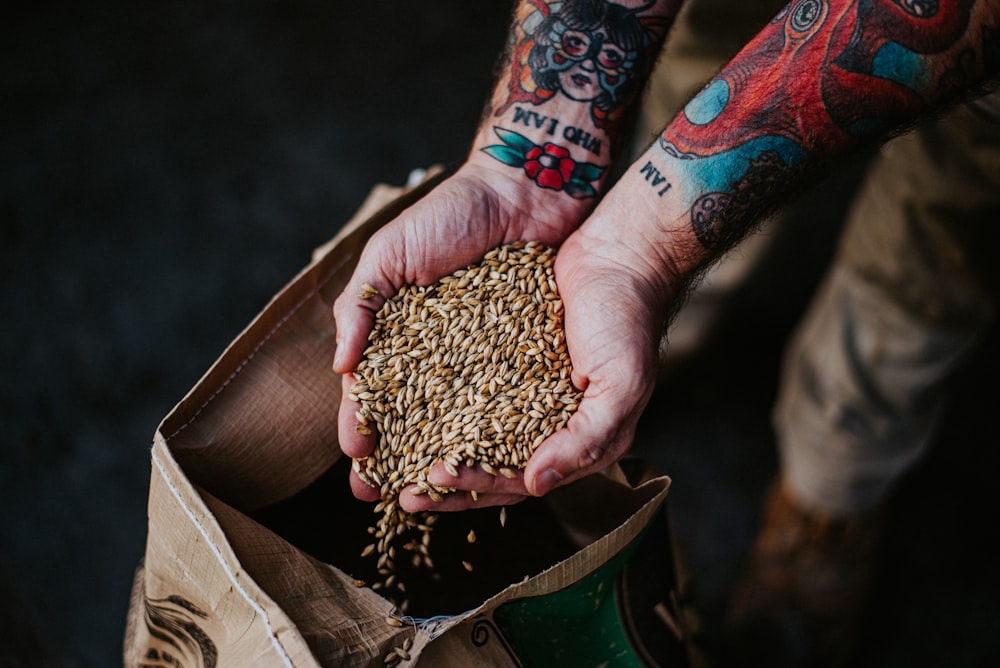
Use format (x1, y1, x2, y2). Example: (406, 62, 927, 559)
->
(123, 172, 694, 667)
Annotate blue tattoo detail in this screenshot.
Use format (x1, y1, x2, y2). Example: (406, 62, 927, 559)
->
(872, 42, 931, 89)
(683, 79, 731, 126)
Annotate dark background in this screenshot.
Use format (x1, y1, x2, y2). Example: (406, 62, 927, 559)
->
(2, 1, 998, 666)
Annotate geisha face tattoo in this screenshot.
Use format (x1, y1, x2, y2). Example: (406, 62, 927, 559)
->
(540, 19, 637, 103)
(483, 1, 674, 199)
(496, 0, 670, 132)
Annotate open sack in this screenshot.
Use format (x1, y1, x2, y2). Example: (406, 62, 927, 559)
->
(123, 173, 698, 667)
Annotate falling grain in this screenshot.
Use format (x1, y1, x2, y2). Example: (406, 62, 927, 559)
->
(347, 241, 582, 598)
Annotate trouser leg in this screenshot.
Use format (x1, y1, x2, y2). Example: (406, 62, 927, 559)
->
(774, 92, 1000, 514)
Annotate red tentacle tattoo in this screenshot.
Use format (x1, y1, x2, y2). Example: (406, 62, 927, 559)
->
(666, 0, 974, 161)
(654, 0, 997, 250)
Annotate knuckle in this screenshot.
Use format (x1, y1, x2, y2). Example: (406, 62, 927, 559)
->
(577, 438, 612, 470)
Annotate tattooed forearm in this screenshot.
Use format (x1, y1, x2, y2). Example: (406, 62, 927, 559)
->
(652, 0, 1000, 250)
(496, 0, 674, 133)
(479, 0, 680, 198)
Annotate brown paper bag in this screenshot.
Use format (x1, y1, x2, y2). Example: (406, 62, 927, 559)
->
(123, 173, 695, 667)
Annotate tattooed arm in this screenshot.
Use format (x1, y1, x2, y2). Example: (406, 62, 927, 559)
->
(512, 0, 1000, 498)
(334, 0, 682, 503)
(419, 0, 1000, 507)
(594, 0, 1000, 279)
(475, 0, 678, 196)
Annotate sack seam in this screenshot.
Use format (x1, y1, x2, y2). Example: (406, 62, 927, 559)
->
(164, 255, 349, 442)
(152, 448, 298, 667)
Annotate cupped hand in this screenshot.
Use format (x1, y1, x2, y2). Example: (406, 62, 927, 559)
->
(400, 214, 680, 512)
(332, 160, 593, 501)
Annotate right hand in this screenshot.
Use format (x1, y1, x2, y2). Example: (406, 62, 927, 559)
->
(398, 186, 686, 513)
(332, 160, 593, 502)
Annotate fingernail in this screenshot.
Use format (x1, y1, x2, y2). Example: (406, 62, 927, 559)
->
(533, 468, 563, 496)
(426, 467, 452, 487)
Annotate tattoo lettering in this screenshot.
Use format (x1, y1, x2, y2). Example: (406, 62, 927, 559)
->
(563, 124, 603, 154)
(638, 160, 672, 196)
(497, 0, 671, 136)
(511, 106, 604, 154)
(657, 0, 992, 250)
(482, 127, 606, 198)
(512, 106, 562, 135)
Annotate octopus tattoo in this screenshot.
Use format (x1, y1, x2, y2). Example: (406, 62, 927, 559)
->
(660, 0, 983, 250)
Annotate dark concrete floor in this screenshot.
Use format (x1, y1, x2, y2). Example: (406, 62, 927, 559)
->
(2, 1, 998, 666)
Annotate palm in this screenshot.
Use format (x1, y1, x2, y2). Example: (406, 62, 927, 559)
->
(357, 168, 577, 289)
(388, 226, 670, 512)
(521, 231, 666, 491)
(333, 163, 591, 501)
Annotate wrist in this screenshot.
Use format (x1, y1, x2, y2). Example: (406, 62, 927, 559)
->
(574, 148, 709, 308)
(459, 151, 597, 242)
(458, 0, 684, 249)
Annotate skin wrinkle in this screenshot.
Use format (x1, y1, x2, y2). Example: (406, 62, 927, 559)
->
(464, 164, 586, 248)
(529, 394, 634, 494)
(491, 176, 588, 243)
(567, 224, 682, 324)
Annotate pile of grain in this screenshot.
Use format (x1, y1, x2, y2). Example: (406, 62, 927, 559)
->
(348, 241, 583, 603)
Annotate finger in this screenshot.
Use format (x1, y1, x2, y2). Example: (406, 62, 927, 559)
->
(425, 461, 529, 495)
(338, 373, 377, 459)
(332, 276, 392, 375)
(349, 468, 382, 502)
(523, 395, 635, 497)
(398, 487, 527, 513)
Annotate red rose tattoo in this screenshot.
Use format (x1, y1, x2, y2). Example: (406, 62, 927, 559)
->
(524, 142, 575, 190)
(482, 127, 605, 198)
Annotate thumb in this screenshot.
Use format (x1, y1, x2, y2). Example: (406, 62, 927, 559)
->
(332, 280, 388, 374)
(523, 398, 630, 496)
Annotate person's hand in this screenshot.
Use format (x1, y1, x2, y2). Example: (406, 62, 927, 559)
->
(332, 160, 593, 503)
(399, 191, 685, 512)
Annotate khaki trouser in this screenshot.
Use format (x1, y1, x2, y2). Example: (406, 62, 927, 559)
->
(643, 1, 1000, 514)
(775, 92, 1000, 514)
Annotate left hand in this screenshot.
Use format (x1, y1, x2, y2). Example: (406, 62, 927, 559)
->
(332, 160, 594, 504)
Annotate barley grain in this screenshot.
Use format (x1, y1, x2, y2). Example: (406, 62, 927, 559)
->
(347, 241, 582, 599)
